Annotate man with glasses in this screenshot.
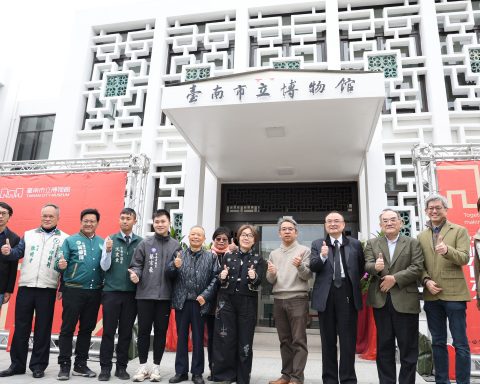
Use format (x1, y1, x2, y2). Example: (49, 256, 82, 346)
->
(418, 194, 471, 384)
(55, 208, 104, 380)
(266, 217, 312, 384)
(0, 204, 68, 379)
(310, 211, 365, 384)
(364, 209, 423, 384)
(0, 202, 20, 313)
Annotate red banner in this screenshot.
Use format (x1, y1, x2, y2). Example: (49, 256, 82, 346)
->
(437, 160, 480, 353)
(0, 172, 128, 336)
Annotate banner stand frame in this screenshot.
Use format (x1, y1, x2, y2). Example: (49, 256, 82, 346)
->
(412, 143, 480, 376)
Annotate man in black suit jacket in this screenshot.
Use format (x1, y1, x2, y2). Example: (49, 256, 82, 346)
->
(310, 211, 365, 384)
(0, 202, 20, 310)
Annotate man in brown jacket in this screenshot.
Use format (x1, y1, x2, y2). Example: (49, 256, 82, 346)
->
(365, 209, 423, 384)
(418, 193, 471, 384)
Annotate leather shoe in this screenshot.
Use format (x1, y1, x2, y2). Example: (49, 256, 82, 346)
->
(33, 370, 45, 378)
(192, 375, 204, 384)
(269, 378, 289, 384)
(169, 373, 189, 383)
(114, 367, 130, 380)
(0, 367, 24, 377)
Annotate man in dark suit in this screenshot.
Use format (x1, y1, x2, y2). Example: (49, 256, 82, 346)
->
(364, 209, 423, 384)
(310, 211, 365, 384)
(0, 202, 20, 314)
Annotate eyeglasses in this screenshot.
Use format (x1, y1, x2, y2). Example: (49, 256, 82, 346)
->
(240, 233, 254, 239)
(215, 237, 229, 243)
(326, 219, 344, 224)
(0, 211, 10, 217)
(280, 227, 296, 232)
(82, 220, 97, 224)
(427, 206, 445, 212)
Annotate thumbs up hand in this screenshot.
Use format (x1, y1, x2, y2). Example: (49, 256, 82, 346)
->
(228, 239, 238, 253)
(435, 234, 448, 255)
(128, 268, 139, 284)
(375, 252, 384, 272)
(105, 236, 113, 252)
(267, 260, 277, 275)
(248, 264, 256, 279)
(292, 251, 304, 267)
(220, 264, 229, 280)
(58, 253, 68, 270)
(320, 241, 328, 257)
(1, 238, 11, 255)
(174, 251, 182, 268)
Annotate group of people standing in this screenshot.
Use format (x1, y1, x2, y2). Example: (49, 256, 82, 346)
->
(0, 192, 477, 384)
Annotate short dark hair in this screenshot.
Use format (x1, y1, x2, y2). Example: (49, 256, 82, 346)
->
(120, 207, 137, 218)
(153, 209, 170, 221)
(0, 202, 13, 216)
(80, 208, 100, 221)
(212, 226, 233, 241)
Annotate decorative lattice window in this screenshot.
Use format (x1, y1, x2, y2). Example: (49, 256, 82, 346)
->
(173, 213, 183, 238)
(272, 59, 302, 69)
(469, 49, 480, 73)
(104, 74, 129, 97)
(368, 55, 398, 78)
(185, 67, 211, 81)
(399, 211, 411, 237)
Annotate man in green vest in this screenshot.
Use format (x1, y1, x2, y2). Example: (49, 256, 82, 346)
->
(98, 208, 142, 381)
(55, 208, 104, 381)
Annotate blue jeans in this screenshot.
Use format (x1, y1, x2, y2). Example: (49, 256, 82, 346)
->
(424, 300, 470, 384)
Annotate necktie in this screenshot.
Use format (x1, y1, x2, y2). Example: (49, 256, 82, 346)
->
(125, 235, 130, 245)
(433, 227, 440, 247)
(334, 240, 342, 288)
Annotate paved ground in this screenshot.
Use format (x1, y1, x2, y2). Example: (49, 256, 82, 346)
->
(0, 331, 430, 383)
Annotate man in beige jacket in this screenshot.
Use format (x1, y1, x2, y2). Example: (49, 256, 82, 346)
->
(266, 216, 312, 384)
(365, 209, 423, 384)
(418, 193, 471, 384)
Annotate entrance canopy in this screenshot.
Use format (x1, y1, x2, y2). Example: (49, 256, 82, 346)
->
(162, 69, 385, 182)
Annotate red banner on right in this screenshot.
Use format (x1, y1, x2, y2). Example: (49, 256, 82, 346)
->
(436, 160, 480, 354)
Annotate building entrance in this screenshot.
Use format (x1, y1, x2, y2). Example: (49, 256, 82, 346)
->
(220, 182, 359, 328)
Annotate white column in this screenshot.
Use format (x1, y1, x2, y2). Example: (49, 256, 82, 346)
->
(233, 7, 250, 72)
(358, 164, 368, 241)
(419, 0, 451, 144)
(0, 68, 19, 161)
(182, 147, 206, 235)
(141, 17, 167, 155)
(202, 168, 220, 240)
(49, 17, 94, 159)
(364, 118, 387, 238)
(325, 0, 341, 70)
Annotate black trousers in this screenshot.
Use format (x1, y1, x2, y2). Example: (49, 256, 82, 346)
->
(318, 280, 357, 384)
(206, 314, 215, 372)
(373, 295, 419, 384)
(58, 287, 102, 367)
(175, 301, 205, 375)
(99, 291, 137, 369)
(212, 293, 257, 384)
(136, 299, 171, 365)
(10, 287, 57, 372)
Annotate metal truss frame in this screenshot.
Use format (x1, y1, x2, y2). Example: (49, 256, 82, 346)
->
(0, 154, 151, 235)
(412, 143, 480, 229)
(0, 155, 150, 352)
(413, 143, 480, 375)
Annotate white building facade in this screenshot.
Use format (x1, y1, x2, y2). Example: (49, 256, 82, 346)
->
(1, 0, 480, 245)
